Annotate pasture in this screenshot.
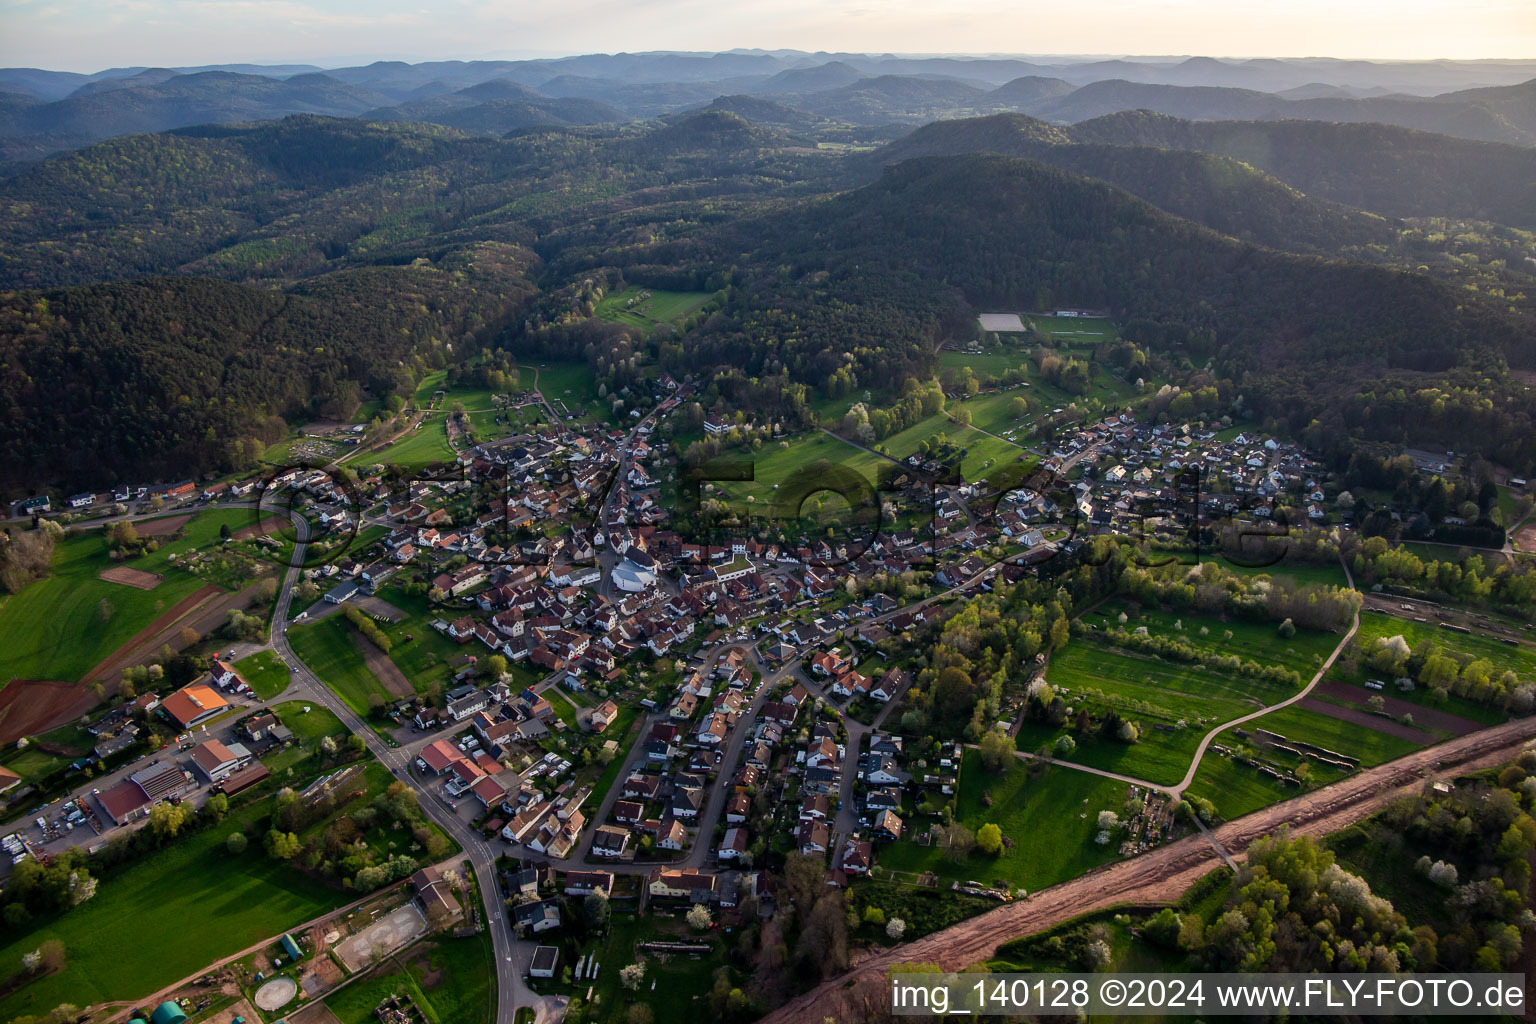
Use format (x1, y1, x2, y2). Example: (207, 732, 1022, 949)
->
(371, 415, 456, 469)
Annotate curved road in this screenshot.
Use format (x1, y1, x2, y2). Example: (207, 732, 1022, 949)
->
(269, 517, 556, 1024)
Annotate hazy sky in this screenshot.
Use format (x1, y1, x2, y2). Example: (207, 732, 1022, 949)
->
(2, 0, 1533, 72)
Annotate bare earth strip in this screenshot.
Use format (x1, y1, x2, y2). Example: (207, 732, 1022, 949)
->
(0, 679, 99, 745)
(759, 716, 1536, 1024)
(352, 632, 413, 697)
(98, 565, 163, 590)
(133, 514, 191, 538)
(1296, 696, 1439, 743)
(1312, 679, 1482, 736)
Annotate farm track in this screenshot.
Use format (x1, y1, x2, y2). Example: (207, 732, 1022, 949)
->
(760, 714, 1536, 1024)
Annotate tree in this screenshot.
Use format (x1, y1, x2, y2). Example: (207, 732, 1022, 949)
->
(485, 654, 508, 678)
(265, 829, 300, 860)
(148, 801, 191, 842)
(1053, 734, 1076, 756)
(620, 962, 646, 991)
(886, 918, 906, 940)
(226, 832, 249, 855)
(585, 891, 611, 931)
(1096, 810, 1120, 831)
(977, 727, 1014, 774)
(348, 733, 367, 754)
(687, 903, 713, 930)
(626, 1006, 654, 1024)
(178, 625, 200, 649)
(976, 823, 1003, 855)
(1277, 618, 1296, 638)
(942, 822, 976, 863)
(21, 949, 42, 974)
(320, 735, 339, 756)
(66, 871, 96, 906)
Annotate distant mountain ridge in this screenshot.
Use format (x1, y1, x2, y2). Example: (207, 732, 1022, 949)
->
(2, 53, 1536, 167)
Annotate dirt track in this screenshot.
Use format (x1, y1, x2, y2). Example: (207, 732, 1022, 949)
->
(759, 715, 1536, 1024)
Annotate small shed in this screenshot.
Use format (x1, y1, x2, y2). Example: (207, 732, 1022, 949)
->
(280, 932, 302, 962)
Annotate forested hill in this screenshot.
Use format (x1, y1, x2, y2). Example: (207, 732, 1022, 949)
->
(1067, 111, 1536, 228)
(687, 153, 1534, 377)
(866, 114, 1401, 255)
(641, 154, 1536, 466)
(0, 248, 538, 490)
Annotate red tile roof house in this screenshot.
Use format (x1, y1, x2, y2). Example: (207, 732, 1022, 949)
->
(418, 739, 466, 775)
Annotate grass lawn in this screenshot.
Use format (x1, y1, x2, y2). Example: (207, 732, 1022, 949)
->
(0, 801, 347, 1017)
(288, 614, 393, 714)
(544, 689, 580, 729)
(714, 431, 890, 525)
(876, 750, 1128, 890)
(326, 934, 494, 1023)
(0, 520, 227, 684)
(272, 699, 348, 743)
(235, 650, 291, 700)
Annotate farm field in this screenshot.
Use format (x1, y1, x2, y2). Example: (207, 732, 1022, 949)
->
(325, 934, 493, 1024)
(235, 650, 291, 700)
(288, 614, 394, 714)
(594, 285, 713, 330)
(1184, 703, 1426, 820)
(0, 510, 254, 685)
(877, 750, 1129, 889)
(0, 798, 346, 1018)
